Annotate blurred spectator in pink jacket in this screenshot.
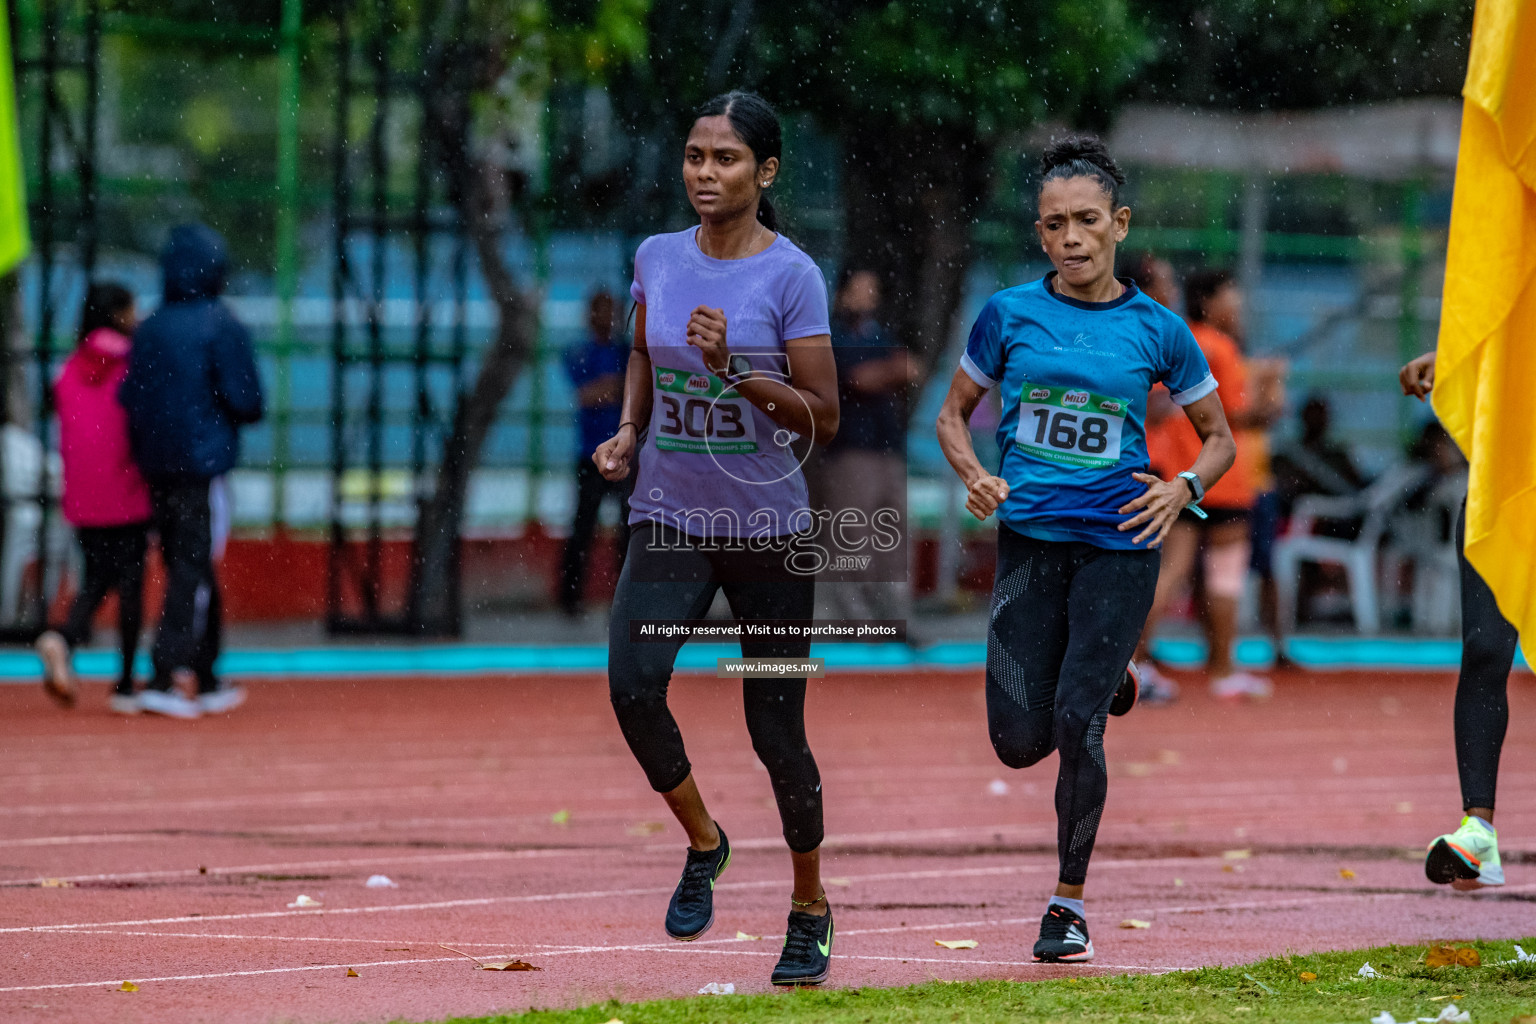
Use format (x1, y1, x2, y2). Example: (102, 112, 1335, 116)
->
(36, 282, 152, 715)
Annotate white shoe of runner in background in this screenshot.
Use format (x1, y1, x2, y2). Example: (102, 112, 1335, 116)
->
(1135, 662, 1180, 705)
(138, 688, 203, 719)
(1211, 671, 1273, 700)
(197, 684, 247, 715)
(108, 693, 142, 716)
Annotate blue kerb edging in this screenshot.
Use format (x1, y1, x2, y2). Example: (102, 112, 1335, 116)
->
(0, 636, 1527, 681)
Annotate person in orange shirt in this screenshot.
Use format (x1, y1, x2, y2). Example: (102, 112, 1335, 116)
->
(1136, 270, 1284, 701)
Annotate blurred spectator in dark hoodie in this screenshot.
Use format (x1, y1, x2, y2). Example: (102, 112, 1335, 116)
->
(121, 224, 263, 719)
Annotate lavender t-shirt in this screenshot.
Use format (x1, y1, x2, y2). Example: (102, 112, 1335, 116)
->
(628, 227, 830, 539)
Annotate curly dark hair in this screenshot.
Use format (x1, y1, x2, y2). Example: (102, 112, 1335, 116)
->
(1038, 134, 1127, 209)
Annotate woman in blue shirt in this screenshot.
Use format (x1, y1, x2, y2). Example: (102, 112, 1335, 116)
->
(935, 136, 1236, 963)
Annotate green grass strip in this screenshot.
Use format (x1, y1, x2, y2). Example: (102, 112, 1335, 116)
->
(436, 937, 1536, 1024)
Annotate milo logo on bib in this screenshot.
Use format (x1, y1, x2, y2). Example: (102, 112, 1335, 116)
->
(1014, 380, 1130, 470)
(652, 365, 758, 454)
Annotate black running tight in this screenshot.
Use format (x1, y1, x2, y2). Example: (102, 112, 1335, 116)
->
(986, 526, 1160, 886)
(1454, 502, 1519, 812)
(608, 523, 823, 853)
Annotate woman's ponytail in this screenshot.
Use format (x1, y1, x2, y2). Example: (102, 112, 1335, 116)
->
(756, 193, 779, 232)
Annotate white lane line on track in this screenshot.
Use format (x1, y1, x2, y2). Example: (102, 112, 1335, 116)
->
(13, 929, 516, 947)
(0, 822, 1065, 887)
(9, 769, 1512, 819)
(5, 855, 1228, 934)
(0, 949, 1166, 994)
(0, 819, 1056, 855)
(0, 956, 475, 993)
(8, 887, 1487, 994)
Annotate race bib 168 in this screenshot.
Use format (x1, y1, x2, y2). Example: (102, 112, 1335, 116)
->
(1013, 381, 1130, 470)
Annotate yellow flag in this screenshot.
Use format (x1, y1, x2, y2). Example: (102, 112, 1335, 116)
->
(0, 2, 30, 273)
(1433, 0, 1536, 645)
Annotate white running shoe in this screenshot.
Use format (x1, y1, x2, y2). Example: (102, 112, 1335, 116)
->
(1136, 662, 1180, 705)
(138, 688, 203, 719)
(1211, 671, 1273, 700)
(197, 684, 247, 715)
(109, 693, 142, 716)
(36, 630, 77, 708)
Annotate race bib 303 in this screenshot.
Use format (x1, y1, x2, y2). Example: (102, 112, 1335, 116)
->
(652, 365, 759, 454)
(1013, 381, 1129, 470)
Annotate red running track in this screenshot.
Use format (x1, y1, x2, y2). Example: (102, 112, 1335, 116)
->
(1, 668, 1533, 1023)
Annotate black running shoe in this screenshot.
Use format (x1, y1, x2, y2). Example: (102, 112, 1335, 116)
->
(664, 825, 731, 941)
(771, 906, 833, 986)
(1109, 660, 1139, 717)
(1033, 904, 1094, 962)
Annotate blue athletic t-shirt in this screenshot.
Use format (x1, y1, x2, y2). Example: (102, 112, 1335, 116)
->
(959, 274, 1216, 549)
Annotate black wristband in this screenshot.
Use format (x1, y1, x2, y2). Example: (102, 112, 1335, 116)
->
(618, 421, 641, 436)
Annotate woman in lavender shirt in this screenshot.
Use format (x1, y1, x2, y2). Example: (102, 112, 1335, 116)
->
(592, 91, 840, 986)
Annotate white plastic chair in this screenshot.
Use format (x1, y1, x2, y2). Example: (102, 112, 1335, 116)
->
(1273, 464, 1431, 634)
(1384, 470, 1467, 635)
(0, 425, 72, 625)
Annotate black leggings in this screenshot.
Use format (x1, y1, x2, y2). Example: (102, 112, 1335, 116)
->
(986, 526, 1160, 886)
(1454, 502, 1519, 812)
(608, 523, 823, 853)
(59, 523, 149, 694)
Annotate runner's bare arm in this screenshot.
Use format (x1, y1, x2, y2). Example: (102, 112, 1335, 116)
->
(594, 305, 652, 481)
(1118, 390, 1235, 547)
(936, 368, 1010, 521)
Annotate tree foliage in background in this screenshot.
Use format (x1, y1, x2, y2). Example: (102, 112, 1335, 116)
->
(623, 0, 1148, 368)
(764, 0, 1149, 368)
(407, 0, 648, 634)
(1132, 0, 1472, 110)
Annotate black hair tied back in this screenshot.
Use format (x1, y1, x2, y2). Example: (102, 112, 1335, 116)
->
(78, 281, 134, 346)
(1039, 134, 1127, 209)
(695, 90, 783, 232)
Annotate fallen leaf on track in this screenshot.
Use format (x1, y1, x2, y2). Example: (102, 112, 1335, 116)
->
(697, 982, 735, 995)
(935, 939, 978, 949)
(735, 931, 761, 941)
(118, 981, 138, 992)
(287, 894, 321, 908)
(1222, 849, 1252, 860)
(345, 968, 359, 977)
(825, 877, 851, 887)
(550, 809, 571, 825)
(1340, 868, 1357, 879)
(626, 821, 665, 836)
(1119, 919, 1152, 930)
(1299, 971, 1317, 982)
(439, 944, 542, 971)
(40, 878, 73, 888)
